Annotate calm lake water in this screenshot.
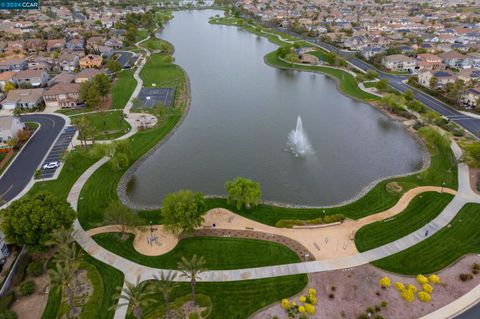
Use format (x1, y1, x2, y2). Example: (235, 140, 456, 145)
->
(126, 10, 423, 207)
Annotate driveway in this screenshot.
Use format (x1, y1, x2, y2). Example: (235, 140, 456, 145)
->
(0, 114, 65, 202)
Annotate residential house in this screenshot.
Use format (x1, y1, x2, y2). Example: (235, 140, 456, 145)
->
(0, 58, 27, 72)
(461, 85, 480, 109)
(58, 52, 80, 72)
(361, 47, 385, 60)
(0, 115, 25, 143)
(14, 70, 49, 87)
(0, 71, 16, 92)
(440, 51, 472, 69)
(468, 52, 480, 67)
(104, 39, 123, 49)
(28, 57, 53, 71)
(382, 54, 417, 72)
(46, 39, 66, 52)
(73, 68, 103, 83)
(418, 69, 457, 88)
(5, 40, 25, 55)
(416, 53, 445, 70)
(48, 72, 75, 86)
(25, 38, 45, 52)
(1, 88, 44, 110)
(43, 83, 81, 108)
(79, 54, 103, 69)
(66, 38, 85, 51)
(458, 69, 480, 83)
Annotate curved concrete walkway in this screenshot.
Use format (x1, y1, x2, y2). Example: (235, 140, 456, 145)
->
(67, 139, 480, 318)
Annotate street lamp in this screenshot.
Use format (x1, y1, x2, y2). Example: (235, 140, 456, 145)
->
(441, 181, 445, 193)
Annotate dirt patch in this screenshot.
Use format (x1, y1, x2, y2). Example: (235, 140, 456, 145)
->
(469, 168, 480, 195)
(252, 255, 480, 319)
(386, 181, 403, 194)
(11, 272, 50, 319)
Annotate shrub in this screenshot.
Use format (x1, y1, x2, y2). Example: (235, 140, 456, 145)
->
(304, 303, 315, 315)
(429, 274, 441, 284)
(418, 291, 432, 303)
(19, 280, 36, 296)
(400, 289, 415, 302)
(381, 301, 388, 308)
(298, 306, 306, 313)
(407, 284, 417, 293)
(472, 264, 480, 275)
(459, 273, 473, 282)
(0, 292, 15, 313)
(378, 277, 391, 288)
(416, 274, 429, 285)
(299, 295, 307, 302)
(422, 283, 433, 293)
(394, 282, 405, 291)
(281, 299, 291, 310)
(27, 261, 44, 277)
(0, 310, 17, 319)
(366, 307, 375, 314)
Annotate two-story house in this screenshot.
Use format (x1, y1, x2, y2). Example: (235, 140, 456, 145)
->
(0, 58, 27, 72)
(440, 51, 472, 69)
(79, 54, 103, 69)
(382, 54, 417, 72)
(14, 69, 49, 87)
(418, 69, 457, 88)
(43, 83, 81, 108)
(1, 88, 44, 110)
(58, 52, 80, 72)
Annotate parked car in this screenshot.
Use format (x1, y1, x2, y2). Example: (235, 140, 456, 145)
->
(42, 161, 60, 170)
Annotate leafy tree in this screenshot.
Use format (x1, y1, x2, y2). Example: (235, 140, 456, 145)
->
(49, 262, 75, 309)
(375, 78, 389, 91)
(0, 192, 75, 248)
(429, 76, 438, 89)
(93, 73, 112, 99)
(114, 277, 155, 319)
(104, 201, 139, 233)
(403, 89, 415, 101)
(161, 190, 206, 234)
(324, 52, 337, 65)
(90, 139, 132, 171)
(365, 70, 379, 80)
(107, 58, 122, 73)
(177, 255, 206, 305)
(3, 82, 15, 94)
(153, 272, 178, 319)
(75, 115, 96, 146)
(225, 177, 261, 209)
(276, 45, 292, 58)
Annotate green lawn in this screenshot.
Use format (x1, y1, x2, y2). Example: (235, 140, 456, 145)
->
(93, 234, 300, 270)
(264, 51, 378, 102)
(354, 192, 454, 252)
(135, 275, 307, 319)
(71, 111, 131, 140)
(41, 250, 124, 319)
(140, 54, 185, 89)
(309, 49, 328, 61)
(140, 37, 174, 54)
(373, 203, 480, 275)
(111, 70, 136, 110)
(28, 147, 102, 200)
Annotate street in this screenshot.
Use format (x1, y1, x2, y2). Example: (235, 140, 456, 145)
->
(0, 114, 65, 202)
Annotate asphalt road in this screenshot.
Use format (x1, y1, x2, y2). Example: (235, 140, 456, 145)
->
(306, 38, 480, 138)
(0, 114, 65, 202)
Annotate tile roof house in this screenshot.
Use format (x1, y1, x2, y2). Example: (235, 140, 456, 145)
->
(1, 88, 44, 110)
(439, 51, 472, 69)
(14, 69, 49, 87)
(43, 83, 81, 108)
(418, 69, 457, 88)
(0, 116, 25, 143)
(0, 58, 27, 72)
(66, 38, 85, 51)
(46, 39, 66, 52)
(79, 54, 103, 69)
(25, 38, 45, 52)
(416, 53, 445, 70)
(382, 54, 417, 72)
(73, 68, 103, 83)
(461, 85, 480, 109)
(48, 71, 75, 86)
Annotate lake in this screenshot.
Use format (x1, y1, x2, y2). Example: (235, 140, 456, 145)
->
(126, 10, 423, 207)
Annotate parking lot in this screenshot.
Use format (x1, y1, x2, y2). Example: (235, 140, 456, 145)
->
(40, 126, 77, 179)
(137, 87, 175, 108)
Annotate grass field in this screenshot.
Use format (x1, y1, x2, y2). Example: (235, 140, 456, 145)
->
(354, 192, 454, 252)
(140, 54, 185, 89)
(133, 275, 308, 319)
(71, 111, 131, 140)
(111, 70, 136, 110)
(93, 234, 300, 270)
(140, 37, 174, 54)
(373, 203, 480, 275)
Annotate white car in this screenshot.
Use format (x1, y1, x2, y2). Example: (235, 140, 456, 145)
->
(42, 161, 60, 170)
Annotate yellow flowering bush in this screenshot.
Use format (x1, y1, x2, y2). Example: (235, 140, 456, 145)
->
(407, 284, 417, 293)
(281, 299, 291, 310)
(379, 276, 391, 288)
(309, 295, 317, 305)
(418, 291, 432, 303)
(304, 303, 315, 315)
(429, 274, 441, 284)
(400, 288, 415, 302)
(299, 296, 307, 302)
(416, 274, 429, 285)
(394, 282, 405, 291)
(298, 306, 306, 313)
(422, 283, 433, 293)
(308, 288, 317, 296)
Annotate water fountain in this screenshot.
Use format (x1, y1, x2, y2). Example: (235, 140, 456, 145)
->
(287, 116, 314, 156)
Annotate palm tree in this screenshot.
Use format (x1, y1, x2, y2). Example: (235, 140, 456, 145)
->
(153, 271, 178, 319)
(43, 226, 75, 249)
(114, 277, 154, 319)
(49, 262, 75, 309)
(177, 255, 206, 305)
